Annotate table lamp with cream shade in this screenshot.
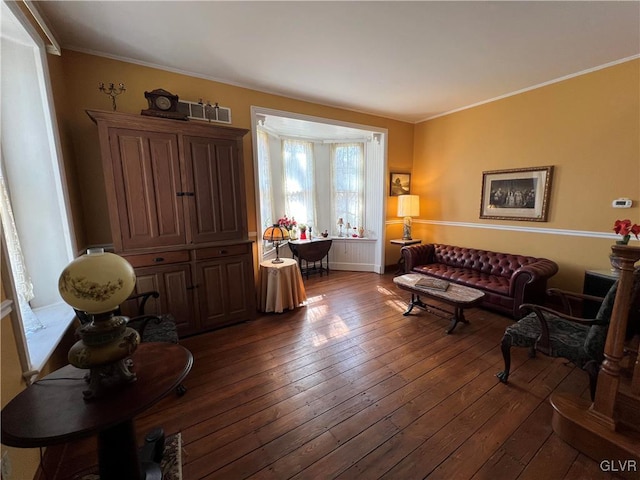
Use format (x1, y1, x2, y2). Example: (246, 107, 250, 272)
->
(58, 248, 140, 400)
(263, 224, 290, 263)
(397, 194, 420, 240)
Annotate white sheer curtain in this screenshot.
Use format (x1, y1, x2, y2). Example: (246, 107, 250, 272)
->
(282, 139, 316, 226)
(257, 129, 274, 229)
(331, 143, 364, 230)
(0, 157, 44, 335)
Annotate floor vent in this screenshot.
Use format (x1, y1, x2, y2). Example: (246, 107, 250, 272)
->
(177, 100, 232, 124)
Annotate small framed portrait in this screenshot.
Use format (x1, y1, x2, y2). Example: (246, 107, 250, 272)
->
(390, 173, 411, 196)
(480, 166, 554, 221)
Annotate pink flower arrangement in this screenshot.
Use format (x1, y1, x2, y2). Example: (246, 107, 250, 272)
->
(277, 215, 297, 230)
(613, 219, 640, 244)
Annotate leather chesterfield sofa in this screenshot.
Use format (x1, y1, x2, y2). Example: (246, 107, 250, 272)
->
(401, 243, 559, 319)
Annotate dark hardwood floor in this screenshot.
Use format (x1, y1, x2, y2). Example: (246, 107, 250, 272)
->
(47, 271, 623, 479)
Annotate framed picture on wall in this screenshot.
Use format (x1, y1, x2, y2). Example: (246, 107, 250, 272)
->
(479, 166, 554, 221)
(390, 172, 411, 196)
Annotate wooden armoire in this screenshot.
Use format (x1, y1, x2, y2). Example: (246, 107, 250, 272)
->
(87, 110, 255, 336)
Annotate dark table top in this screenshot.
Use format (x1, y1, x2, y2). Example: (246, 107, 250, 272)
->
(1, 343, 193, 448)
(288, 238, 332, 262)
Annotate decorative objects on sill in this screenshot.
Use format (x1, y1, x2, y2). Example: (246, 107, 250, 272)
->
(58, 248, 139, 400)
(321, 230, 329, 238)
(358, 226, 365, 238)
(276, 214, 298, 239)
(398, 194, 420, 240)
(98, 82, 125, 111)
(263, 224, 290, 263)
(299, 224, 307, 240)
(613, 219, 640, 245)
(337, 218, 344, 237)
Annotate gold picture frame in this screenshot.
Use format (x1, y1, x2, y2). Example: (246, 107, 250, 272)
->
(480, 166, 553, 221)
(390, 172, 411, 196)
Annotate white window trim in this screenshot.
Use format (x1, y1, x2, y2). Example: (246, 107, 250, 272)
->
(250, 106, 388, 274)
(2, 1, 77, 383)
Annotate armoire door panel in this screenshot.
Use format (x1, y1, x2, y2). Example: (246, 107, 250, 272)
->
(197, 262, 226, 327)
(184, 136, 242, 243)
(224, 259, 252, 318)
(110, 129, 185, 250)
(133, 263, 196, 337)
(197, 255, 255, 329)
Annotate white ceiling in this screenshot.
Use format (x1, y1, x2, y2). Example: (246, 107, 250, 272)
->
(30, 1, 640, 123)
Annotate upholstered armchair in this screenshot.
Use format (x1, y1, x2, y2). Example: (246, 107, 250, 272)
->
(118, 291, 180, 345)
(496, 281, 620, 400)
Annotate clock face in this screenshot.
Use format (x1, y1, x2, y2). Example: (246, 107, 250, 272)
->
(155, 96, 172, 111)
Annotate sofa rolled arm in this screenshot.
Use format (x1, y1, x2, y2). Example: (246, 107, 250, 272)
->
(508, 258, 559, 318)
(401, 244, 434, 273)
(509, 258, 559, 294)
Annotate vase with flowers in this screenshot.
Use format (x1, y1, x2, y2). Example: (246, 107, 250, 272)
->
(277, 215, 297, 239)
(613, 219, 640, 245)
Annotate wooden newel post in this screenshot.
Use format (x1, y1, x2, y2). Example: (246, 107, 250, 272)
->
(591, 245, 640, 428)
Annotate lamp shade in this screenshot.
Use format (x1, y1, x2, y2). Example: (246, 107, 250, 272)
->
(397, 195, 420, 217)
(58, 248, 136, 314)
(263, 225, 290, 242)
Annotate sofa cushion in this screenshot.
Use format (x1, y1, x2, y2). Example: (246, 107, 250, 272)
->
(432, 245, 539, 279)
(413, 264, 510, 295)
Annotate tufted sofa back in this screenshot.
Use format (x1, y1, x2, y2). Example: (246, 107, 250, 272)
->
(432, 244, 540, 279)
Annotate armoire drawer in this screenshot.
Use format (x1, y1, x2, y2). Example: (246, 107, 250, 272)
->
(194, 243, 251, 260)
(123, 251, 190, 268)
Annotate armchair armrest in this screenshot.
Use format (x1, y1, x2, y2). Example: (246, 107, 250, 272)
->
(122, 291, 160, 316)
(546, 288, 604, 317)
(519, 302, 607, 354)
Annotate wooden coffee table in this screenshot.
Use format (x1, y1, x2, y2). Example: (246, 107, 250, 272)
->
(393, 273, 485, 334)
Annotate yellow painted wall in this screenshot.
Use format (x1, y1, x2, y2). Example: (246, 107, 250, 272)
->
(412, 59, 640, 291)
(54, 50, 414, 256)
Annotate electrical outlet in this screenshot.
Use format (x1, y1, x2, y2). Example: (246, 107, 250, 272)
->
(1, 449, 11, 480)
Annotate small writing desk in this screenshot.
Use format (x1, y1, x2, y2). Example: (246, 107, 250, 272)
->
(1, 343, 193, 480)
(288, 238, 332, 279)
(258, 258, 307, 313)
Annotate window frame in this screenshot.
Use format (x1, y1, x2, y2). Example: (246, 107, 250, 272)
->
(1, 1, 77, 382)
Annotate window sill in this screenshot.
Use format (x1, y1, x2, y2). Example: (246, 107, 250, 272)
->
(27, 302, 76, 378)
(329, 236, 377, 242)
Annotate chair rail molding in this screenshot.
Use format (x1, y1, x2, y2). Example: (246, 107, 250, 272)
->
(385, 219, 636, 242)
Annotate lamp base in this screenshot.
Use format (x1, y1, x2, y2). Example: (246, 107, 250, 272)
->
(402, 217, 413, 240)
(271, 258, 284, 264)
(83, 357, 137, 400)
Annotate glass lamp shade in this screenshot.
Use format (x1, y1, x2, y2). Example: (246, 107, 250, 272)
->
(263, 225, 290, 242)
(59, 248, 140, 400)
(58, 248, 136, 314)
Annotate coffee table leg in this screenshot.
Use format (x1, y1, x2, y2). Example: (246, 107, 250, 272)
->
(403, 294, 427, 316)
(446, 307, 470, 334)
